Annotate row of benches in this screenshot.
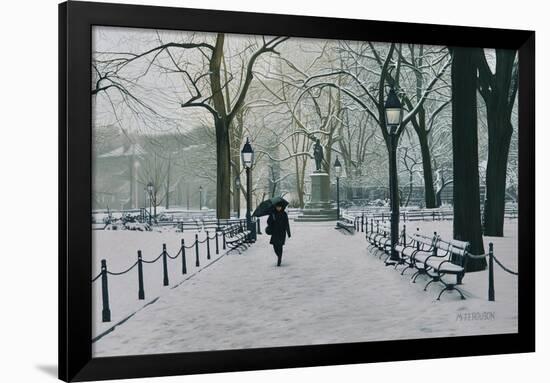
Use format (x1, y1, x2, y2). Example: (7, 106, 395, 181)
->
(366, 220, 471, 300)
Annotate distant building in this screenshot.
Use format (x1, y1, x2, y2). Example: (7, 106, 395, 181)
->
(93, 142, 147, 210)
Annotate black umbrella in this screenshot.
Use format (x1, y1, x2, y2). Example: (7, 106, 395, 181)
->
(252, 196, 289, 217)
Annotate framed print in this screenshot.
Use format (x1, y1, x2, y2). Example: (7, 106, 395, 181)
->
(59, 1, 535, 381)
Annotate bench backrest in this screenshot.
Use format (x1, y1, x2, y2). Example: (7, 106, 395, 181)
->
(415, 232, 437, 249)
(436, 238, 470, 266)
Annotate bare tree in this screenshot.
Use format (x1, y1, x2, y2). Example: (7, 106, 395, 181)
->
(477, 48, 518, 236)
(300, 42, 451, 206)
(450, 46, 485, 268)
(93, 31, 289, 218)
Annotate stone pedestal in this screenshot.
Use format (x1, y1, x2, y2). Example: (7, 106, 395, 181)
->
(295, 172, 337, 222)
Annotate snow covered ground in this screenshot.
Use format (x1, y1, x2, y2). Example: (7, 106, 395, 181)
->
(92, 219, 518, 357)
(92, 227, 232, 337)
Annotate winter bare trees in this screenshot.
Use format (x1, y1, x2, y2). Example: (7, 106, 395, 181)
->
(91, 28, 518, 247)
(300, 42, 451, 207)
(93, 29, 288, 218)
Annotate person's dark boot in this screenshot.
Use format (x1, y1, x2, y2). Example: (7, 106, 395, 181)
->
(277, 255, 282, 266)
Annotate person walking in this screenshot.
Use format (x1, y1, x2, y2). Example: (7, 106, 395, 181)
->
(266, 203, 291, 266)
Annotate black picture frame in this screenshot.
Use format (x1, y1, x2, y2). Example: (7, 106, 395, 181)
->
(59, 1, 535, 381)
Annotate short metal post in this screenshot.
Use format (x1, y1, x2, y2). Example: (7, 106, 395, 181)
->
(181, 239, 187, 274)
(195, 233, 200, 267)
(215, 231, 219, 254)
(137, 251, 145, 300)
(162, 244, 169, 286)
(206, 231, 211, 260)
(371, 219, 374, 233)
(100, 259, 111, 322)
(402, 224, 406, 245)
(488, 243, 495, 301)
(361, 213, 364, 232)
(223, 230, 226, 250)
(432, 211, 435, 221)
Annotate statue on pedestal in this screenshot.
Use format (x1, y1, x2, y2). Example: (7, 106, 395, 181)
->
(313, 138, 324, 172)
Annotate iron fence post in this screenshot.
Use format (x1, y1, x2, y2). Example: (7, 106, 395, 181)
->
(100, 259, 111, 322)
(195, 233, 200, 267)
(162, 244, 169, 286)
(137, 251, 145, 300)
(488, 243, 495, 301)
(206, 231, 211, 260)
(181, 239, 187, 274)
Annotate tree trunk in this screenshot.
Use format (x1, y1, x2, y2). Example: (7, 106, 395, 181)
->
(208, 34, 231, 219)
(418, 132, 437, 208)
(215, 118, 231, 218)
(478, 49, 517, 237)
(483, 108, 513, 236)
(450, 47, 486, 270)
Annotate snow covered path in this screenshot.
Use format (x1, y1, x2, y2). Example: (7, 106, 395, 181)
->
(93, 221, 517, 357)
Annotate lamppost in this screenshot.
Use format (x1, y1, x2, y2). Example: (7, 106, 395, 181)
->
(147, 182, 154, 225)
(235, 176, 241, 218)
(143, 187, 147, 222)
(334, 156, 342, 220)
(199, 185, 203, 210)
(384, 87, 403, 263)
(241, 138, 257, 242)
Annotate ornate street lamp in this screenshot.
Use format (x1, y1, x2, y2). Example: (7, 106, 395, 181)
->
(199, 185, 203, 210)
(384, 87, 403, 263)
(334, 156, 342, 220)
(146, 181, 154, 225)
(241, 138, 257, 242)
(235, 176, 241, 218)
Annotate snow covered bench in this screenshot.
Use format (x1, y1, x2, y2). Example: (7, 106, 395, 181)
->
(366, 220, 392, 255)
(404, 233, 469, 300)
(421, 237, 469, 300)
(223, 224, 251, 250)
(407, 232, 439, 283)
(336, 214, 356, 234)
(394, 230, 437, 275)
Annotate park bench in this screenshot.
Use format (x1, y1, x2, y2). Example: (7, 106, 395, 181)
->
(366, 220, 392, 256)
(393, 227, 424, 273)
(336, 214, 356, 234)
(223, 224, 251, 250)
(366, 219, 381, 247)
(393, 229, 471, 300)
(406, 232, 439, 283)
(420, 237, 469, 300)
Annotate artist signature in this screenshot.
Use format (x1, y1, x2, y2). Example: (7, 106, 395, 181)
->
(456, 311, 495, 321)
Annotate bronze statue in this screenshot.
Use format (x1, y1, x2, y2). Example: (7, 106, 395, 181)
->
(313, 138, 324, 172)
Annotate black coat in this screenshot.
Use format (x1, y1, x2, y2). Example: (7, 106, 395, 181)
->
(267, 211, 291, 246)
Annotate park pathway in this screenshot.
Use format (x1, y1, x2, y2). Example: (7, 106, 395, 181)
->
(94, 221, 517, 357)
